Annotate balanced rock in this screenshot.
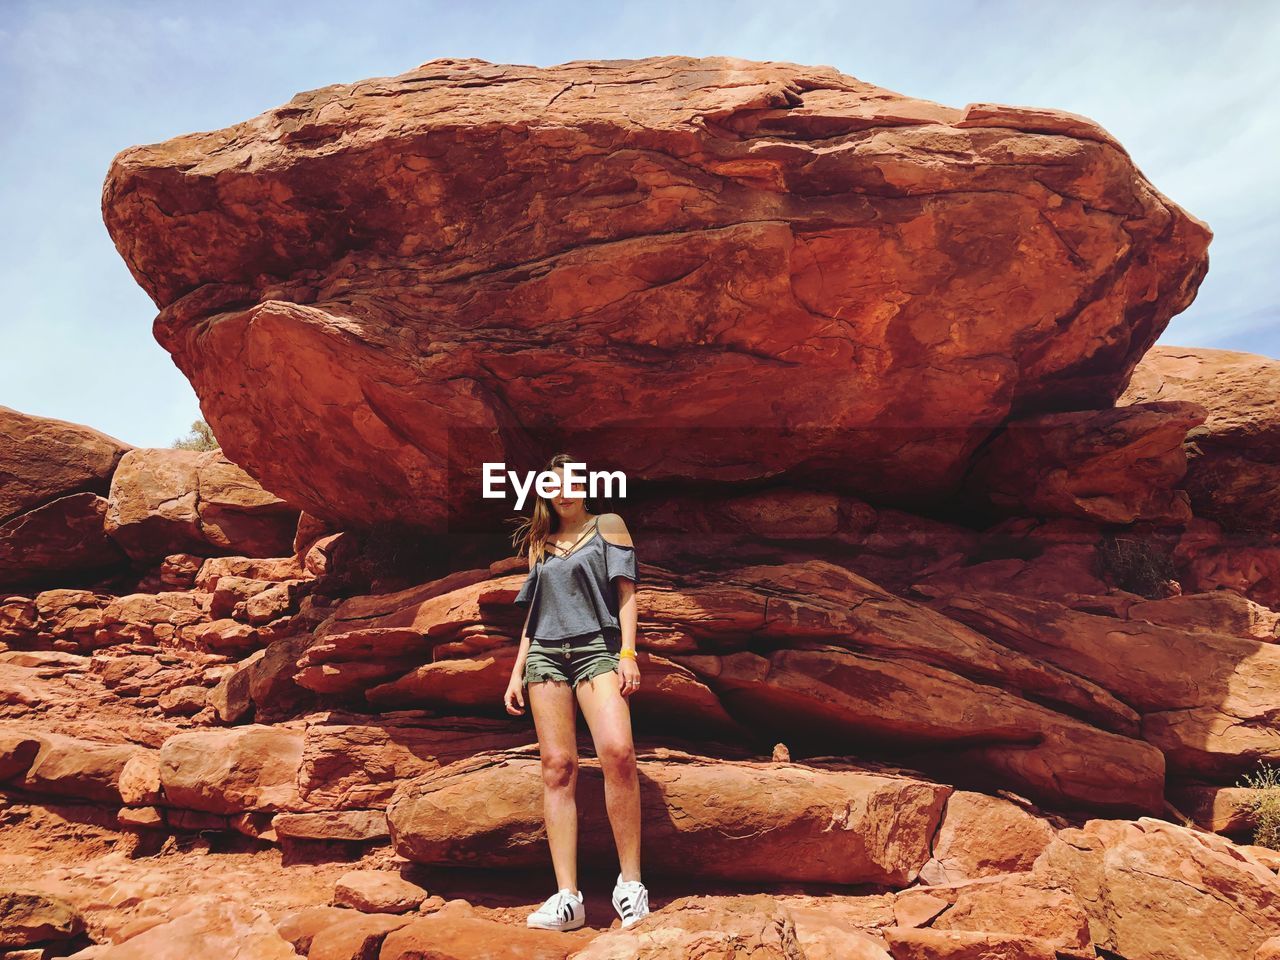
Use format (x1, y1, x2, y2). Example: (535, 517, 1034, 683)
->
(102, 56, 1211, 530)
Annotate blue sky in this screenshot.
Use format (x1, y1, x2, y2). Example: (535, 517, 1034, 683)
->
(1, 0, 1276, 448)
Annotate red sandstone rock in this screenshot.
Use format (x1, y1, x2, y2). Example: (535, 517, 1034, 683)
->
(86, 898, 300, 958)
(1127, 590, 1280, 641)
(194, 554, 310, 591)
(102, 56, 1210, 531)
(935, 590, 1280, 778)
(1122, 346, 1280, 531)
(963, 401, 1204, 523)
(913, 875, 1092, 955)
(15, 732, 144, 804)
(1168, 784, 1263, 836)
(568, 894, 812, 958)
(0, 407, 133, 589)
(380, 910, 595, 958)
(105, 448, 300, 561)
(307, 909, 416, 959)
(0, 492, 126, 593)
(0, 888, 85, 949)
(284, 555, 1173, 812)
(0, 407, 130, 523)
(387, 748, 950, 885)
(0, 596, 40, 645)
(187, 617, 262, 655)
(917, 792, 1057, 884)
(1248, 846, 1280, 873)
(92, 592, 207, 647)
(296, 713, 533, 809)
(1173, 517, 1280, 609)
(273, 904, 357, 954)
(157, 726, 310, 814)
(31, 590, 114, 650)
(1032, 816, 1280, 960)
(882, 927, 1067, 959)
(272, 809, 387, 841)
(331, 869, 427, 913)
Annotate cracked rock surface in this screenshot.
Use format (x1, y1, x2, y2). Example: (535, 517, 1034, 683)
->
(101, 55, 1211, 530)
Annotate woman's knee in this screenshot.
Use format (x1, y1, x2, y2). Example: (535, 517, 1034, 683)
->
(540, 751, 578, 787)
(596, 740, 636, 775)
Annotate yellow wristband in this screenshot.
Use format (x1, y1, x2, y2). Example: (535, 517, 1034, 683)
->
(619, 648, 637, 659)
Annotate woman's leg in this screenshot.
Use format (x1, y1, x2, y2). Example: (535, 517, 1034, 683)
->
(576, 667, 641, 882)
(527, 670, 581, 893)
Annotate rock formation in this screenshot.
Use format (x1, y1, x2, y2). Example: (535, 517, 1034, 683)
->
(0, 406, 302, 595)
(101, 55, 1211, 531)
(2, 55, 1277, 959)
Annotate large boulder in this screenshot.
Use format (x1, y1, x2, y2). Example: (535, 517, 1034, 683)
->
(386, 748, 950, 885)
(8, 731, 145, 804)
(0, 406, 130, 524)
(935, 590, 1280, 779)
(0, 407, 133, 590)
(102, 56, 1210, 530)
(157, 725, 311, 814)
(962, 401, 1204, 523)
(1122, 346, 1280, 531)
(105, 448, 301, 561)
(1032, 817, 1280, 960)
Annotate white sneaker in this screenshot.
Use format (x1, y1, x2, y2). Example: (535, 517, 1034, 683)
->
(611, 872, 650, 928)
(527, 887, 585, 931)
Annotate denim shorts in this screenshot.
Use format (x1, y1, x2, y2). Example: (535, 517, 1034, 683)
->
(523, 628, 622, 690)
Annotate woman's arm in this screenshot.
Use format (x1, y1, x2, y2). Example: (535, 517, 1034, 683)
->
(599, 513, 638, 655)
(512, 602, 534, 679)
(616, 578, 637, 655)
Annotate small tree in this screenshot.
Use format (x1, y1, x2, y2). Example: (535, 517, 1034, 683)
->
(173, 418, 219, 452)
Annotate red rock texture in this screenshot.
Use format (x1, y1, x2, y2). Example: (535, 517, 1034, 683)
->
(934, 590, 1280, 779)
(386, 748, 951, 884)
(101, 56, 1211, 531)
(1, 407, 302, 593)
(1122, 346, 1280, 531)
(962, 400, 1205, 523)
(106, 448, 301, 561)
(1033, 817, 1280, 960)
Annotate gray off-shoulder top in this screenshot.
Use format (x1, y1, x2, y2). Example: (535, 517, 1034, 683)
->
(514, 516, 638, 641)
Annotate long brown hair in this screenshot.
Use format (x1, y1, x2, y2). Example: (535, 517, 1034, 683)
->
(509, 452, 601, 568)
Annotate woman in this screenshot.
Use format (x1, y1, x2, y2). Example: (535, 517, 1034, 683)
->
(503, 453, 650, 932)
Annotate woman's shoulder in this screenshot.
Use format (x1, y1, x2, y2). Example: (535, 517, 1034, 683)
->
(596, 512, 634, 548)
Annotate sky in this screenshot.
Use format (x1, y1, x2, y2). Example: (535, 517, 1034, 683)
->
(1, 0, 1276, 448)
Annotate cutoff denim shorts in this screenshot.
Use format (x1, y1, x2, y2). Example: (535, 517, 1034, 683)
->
(523, 628, 622, 690)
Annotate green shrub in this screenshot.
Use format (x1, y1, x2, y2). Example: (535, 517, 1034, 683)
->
(1236, 761, 1280, 850)
(172, 418, 219, 452)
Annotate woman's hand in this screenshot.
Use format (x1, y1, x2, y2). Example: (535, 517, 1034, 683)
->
(618, 656, 641, 697)
(503, 674, 526, 715)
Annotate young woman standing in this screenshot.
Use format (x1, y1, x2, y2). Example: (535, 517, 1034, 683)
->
(504, 454, 649, 932)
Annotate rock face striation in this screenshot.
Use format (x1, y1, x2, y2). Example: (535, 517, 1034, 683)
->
(102, 55, 1211, 530)
(0, 407, 301, 593)
(2, 55, 1276, 959)
(1121, 346, 1280, 532)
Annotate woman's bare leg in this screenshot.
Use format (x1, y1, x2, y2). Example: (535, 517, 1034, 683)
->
(528, 678, 580, 892)
(576, 669, 641, 881)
